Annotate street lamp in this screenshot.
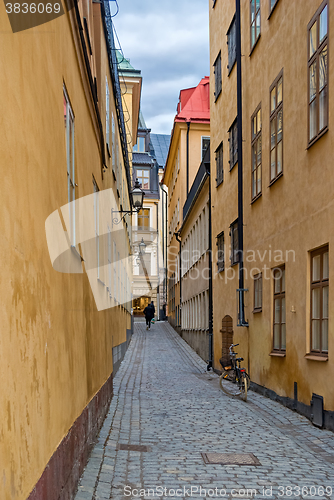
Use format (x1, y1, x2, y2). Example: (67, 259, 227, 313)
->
(132, 178, 145, 211)
(111, 178, 144, 225)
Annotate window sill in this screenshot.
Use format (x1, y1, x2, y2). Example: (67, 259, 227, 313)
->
(97, 278, 105, 286)
(216, 179, 224, 188)
(269, 351, 286, 357)
(269, 171, 283, 187)
(251, 192, 262, 204)
(229, 162, 237, 172)
(217, 265, 225, 274)
(307, 127, 328, 149)
(304, 354, 328, 361)
(227, 61, 236, 77)
(249, 34, 261, 57)
(214, 89, 222, 103)
(253, 308, 262, 314)
(230, 261, 239, 268)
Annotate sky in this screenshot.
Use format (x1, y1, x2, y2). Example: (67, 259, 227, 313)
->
(112, 0, 210, 135)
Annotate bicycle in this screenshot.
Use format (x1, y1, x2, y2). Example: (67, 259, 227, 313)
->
(219, 343, 250, 401)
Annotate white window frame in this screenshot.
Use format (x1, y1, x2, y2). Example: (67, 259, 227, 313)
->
(64, 86, 76, 246)
(106, 77, 110, 147)
(201, 136, 210, 160)
(93, 178, 100, 279)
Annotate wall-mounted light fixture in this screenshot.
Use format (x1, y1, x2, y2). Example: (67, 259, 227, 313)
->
(112, 178, 144, 225)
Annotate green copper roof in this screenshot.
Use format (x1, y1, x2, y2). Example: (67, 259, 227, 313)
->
(116, 50, 141, 77)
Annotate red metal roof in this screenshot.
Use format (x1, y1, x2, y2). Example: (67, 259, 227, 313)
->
(175, 76, 210, 123)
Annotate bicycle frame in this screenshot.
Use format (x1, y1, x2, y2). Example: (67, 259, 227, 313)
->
(219, 343, 249, 401)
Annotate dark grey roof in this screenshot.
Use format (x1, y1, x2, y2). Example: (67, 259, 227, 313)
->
(149, 134, 171, 168)
(132, 152, 154, 166)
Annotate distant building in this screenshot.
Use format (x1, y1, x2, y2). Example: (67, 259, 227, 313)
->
(132, 114, 170, 319)
(180, 145, 212, 363)
(163, 77, 210, 337)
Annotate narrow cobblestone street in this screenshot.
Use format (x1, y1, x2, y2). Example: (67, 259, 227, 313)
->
(75, 321, 334, 500)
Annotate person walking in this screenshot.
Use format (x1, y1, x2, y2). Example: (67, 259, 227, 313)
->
(143, 302, 154, 330)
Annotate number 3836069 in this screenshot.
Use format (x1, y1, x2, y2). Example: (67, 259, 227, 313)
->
(6, 3, 61, 13)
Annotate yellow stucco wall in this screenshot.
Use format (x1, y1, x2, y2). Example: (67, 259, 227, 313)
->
(0, 4, 131, 499)
(210, 0, 334, 410)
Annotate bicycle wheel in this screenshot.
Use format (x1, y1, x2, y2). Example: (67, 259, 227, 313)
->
(219, 369, 242, 397)
(241, 373, 248, 402)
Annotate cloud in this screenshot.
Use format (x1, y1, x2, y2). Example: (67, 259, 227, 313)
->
(114, 0, 209, 134)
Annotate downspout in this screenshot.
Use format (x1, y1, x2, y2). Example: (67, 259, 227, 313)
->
(207, 169, 213, 371)
(175, 231, 182, 329)
(161, 184, 168, 317)
(236, 0, 248, 327)
(155, 201, 160, 320)
(161, 182, 165, 305)
(186, 121, 190, 195)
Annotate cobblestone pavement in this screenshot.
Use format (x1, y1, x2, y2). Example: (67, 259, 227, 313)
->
(74, 321, 334, 500)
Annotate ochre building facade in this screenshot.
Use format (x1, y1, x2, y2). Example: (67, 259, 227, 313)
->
(209, 0, 333, 426)
(0, 1, 135, 498)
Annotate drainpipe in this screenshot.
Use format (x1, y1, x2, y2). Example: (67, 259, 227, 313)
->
(186, 121, 190, 195)
(161, 184, 168, 317)
(175, 231, 182, 329)
(207, 168, 213, 371)
(155, 201, 160, 320)
(161, 183, 165, 305)
(236, 0, 248, 327)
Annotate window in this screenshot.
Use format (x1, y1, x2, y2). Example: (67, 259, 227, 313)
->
(93, 178, 100, 279)
(308, 1, 328, 145)
(230, 220, 239, 265)
(217, 232, 224, 272)
(202, 136, 210, 160)
(229, 119, 238, 170)
(254, 273, 262, 312)
(113, 242, 116, 300)
(214, 52, 222, 101)
(250, 0, 261, 50)
(64, 87, 75, 245)
(270, 0, 279, 14)
(310, 246, 329, 354)
(215, 142, 223, 186)
(227, 15, 236, 74)
(138, 208, 150, 229)
(106, 77, 110, 147)
(251, 105, 262, 199)
(133, 136, 145, 152)
(107, 227, 112, 298)
(111, 112, 116, 175)
(136, 169, 150, 190)
(270, 71, 283, 183)
(273, 266, 286, 352)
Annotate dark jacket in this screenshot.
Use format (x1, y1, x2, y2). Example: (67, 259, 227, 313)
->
(144, 304, 154, 320)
